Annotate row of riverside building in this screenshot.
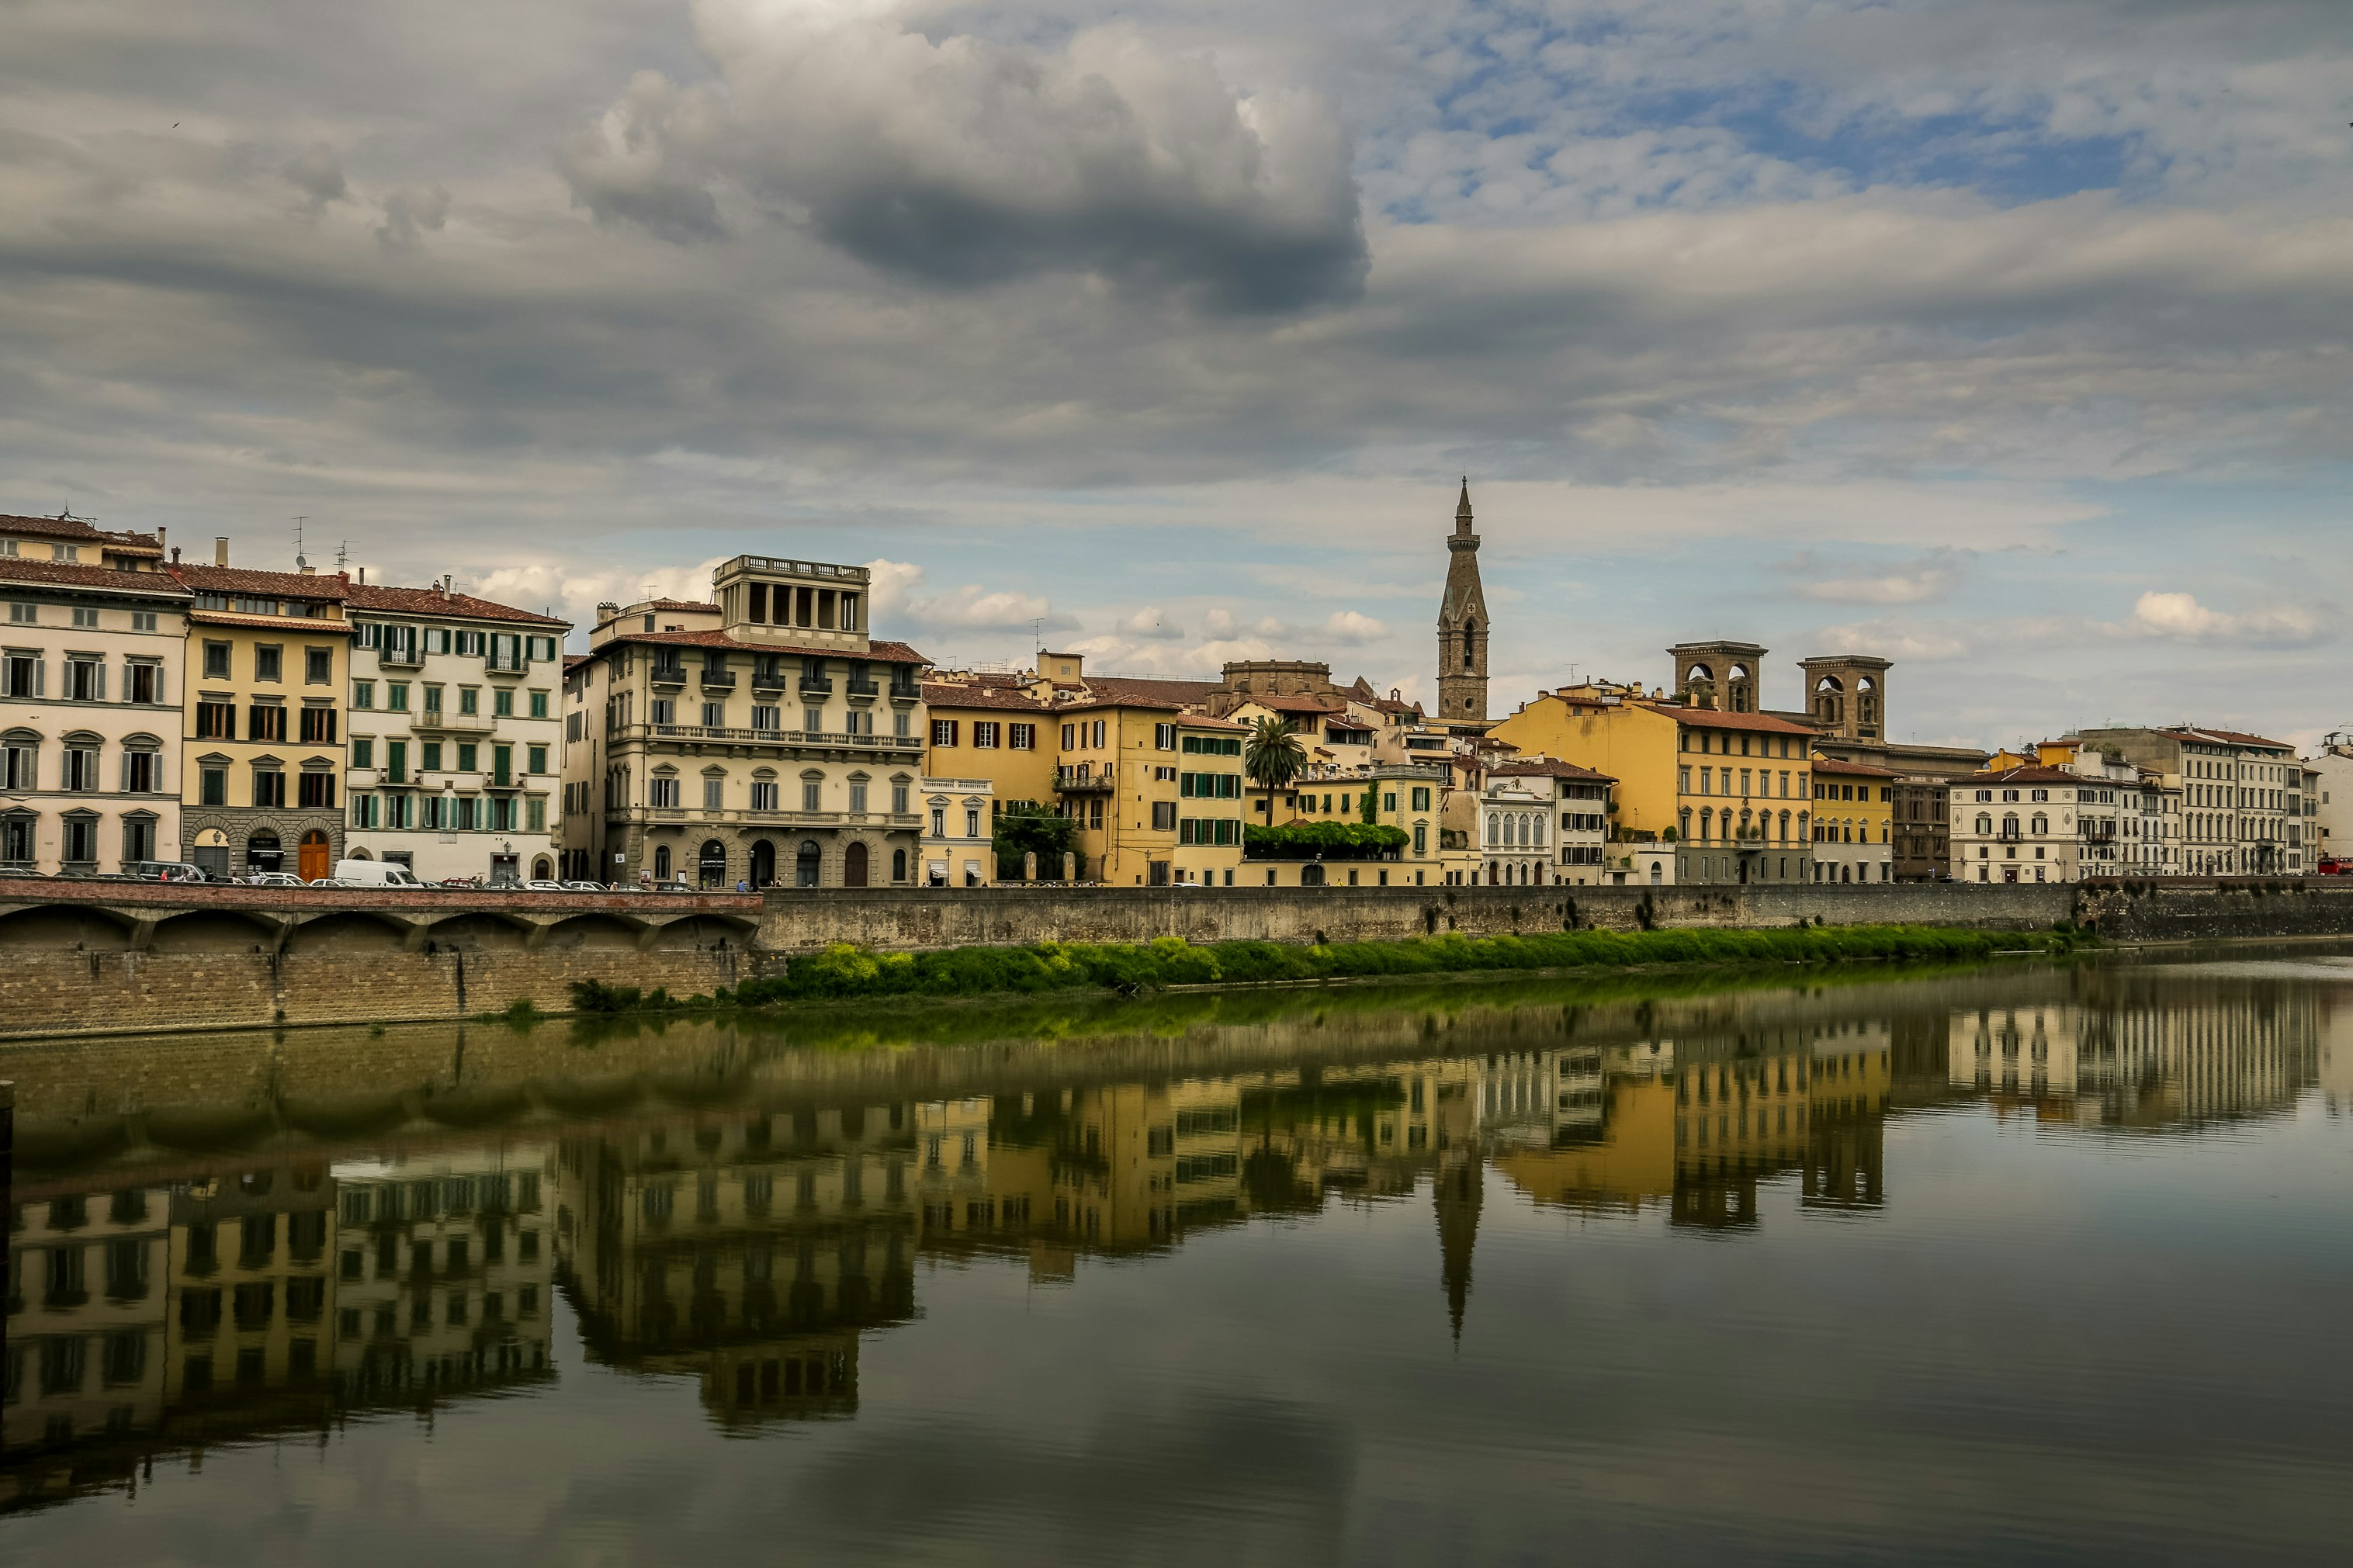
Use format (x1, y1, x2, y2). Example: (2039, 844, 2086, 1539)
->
(0, 497, 2332, 888)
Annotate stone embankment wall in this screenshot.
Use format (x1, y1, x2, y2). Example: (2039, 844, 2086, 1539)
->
(2, 874, 2351, 1039)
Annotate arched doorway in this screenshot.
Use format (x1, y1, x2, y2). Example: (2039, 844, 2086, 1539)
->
(750, 839, 776, 888)
(1301, 864, 1325, 887)
(892, 848, 906, 883)
(844, 841, 868, 888)
(298, 829, 331, 881)
(653, 843, 671, 881)
(532, 856, 553, 881)
(795, 839, 821, 888)
(697, 839, 726, 889)
(247, 831, 283, 874)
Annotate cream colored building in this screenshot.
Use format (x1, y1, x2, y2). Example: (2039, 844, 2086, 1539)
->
(344, 581, 568, 884)
(0, 514, 189, 872)
(1949, 765, 2089, 884)
(563, 556, 930, 888)
(920, 774, 997, 886)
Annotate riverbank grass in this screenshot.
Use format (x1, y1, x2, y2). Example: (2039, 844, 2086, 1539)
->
(570, 924, 2076, 1014)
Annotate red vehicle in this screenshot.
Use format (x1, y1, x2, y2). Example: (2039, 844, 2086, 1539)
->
(2318, 857, 2348, 877)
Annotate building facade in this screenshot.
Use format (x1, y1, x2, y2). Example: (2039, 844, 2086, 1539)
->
(1053, 702, 1247, 886)
(1949, 765, 2087, 883)
(1485, 760, 1615, 886)
(171, 552, 352, 881)
(563, 556, 929, 888)
(1890, 777, 1951, 881)
(343, 582, 568, 884)
(0, 514, 189, 873)
(1809, 756, 1896, 883)
(918, 775, 997, 887)
(2077, 725, 2301, 875)
(1488, 686, 1818, 886)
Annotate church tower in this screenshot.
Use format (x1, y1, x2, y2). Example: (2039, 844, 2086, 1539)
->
(1436, 479, 1490, 728)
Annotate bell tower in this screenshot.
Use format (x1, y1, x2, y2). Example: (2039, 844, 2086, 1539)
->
(1436, 479, 1490, 728)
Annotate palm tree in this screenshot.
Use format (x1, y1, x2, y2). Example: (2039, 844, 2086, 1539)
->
(1245, 715, 1308, 823)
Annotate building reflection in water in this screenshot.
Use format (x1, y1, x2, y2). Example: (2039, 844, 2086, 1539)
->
(5, 967, 2335, 1502)
(5, 1146, 556, 1507)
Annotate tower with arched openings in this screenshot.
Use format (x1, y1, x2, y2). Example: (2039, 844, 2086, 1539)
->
(1436, 479, 1490, 729)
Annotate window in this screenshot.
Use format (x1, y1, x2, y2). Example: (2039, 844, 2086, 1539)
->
(125, 748, 160, 794)
(650, 774, 680, 808)
(802, 777, 823, 812)
(298, 770, 334, 808)
(305, 647, 332, 684)
(459, 686, 479, 715)
(1151, 801, 1177, 830)
(2, 649, 37, 697)
(752, 704, 780, 732)
(253, 767, 286, 808)
(254, 644, 282, 682)
(931, 719, 959, 747)
(386, 682, 410, 712)
(201, 766, 227, 806)
(973, 722, 1000, 749)
(1155, 723, 1176, 749)
(528, 743, 548, 775)
(1010, 723, 1034, 750)
(127, 660, 161, 704)
(1, 736, 33, 791)
(850, 779, 869, 814)
(802, 705, 825, 734)
(68, 605, 99, 628)
(65, 656, 103, 701)
(751, 781, 778, 811)
(527, 796, 546, 832)
(701, 701, 724, 728)
(246, 701, 286, 742)
(63, 740, 100, 791)
(494, 687, 514, 718)
(891, 780, 910, 814)
(703, 776, 724, 810)
(299, 704, 337, 743)
(6, 602, 32, 624)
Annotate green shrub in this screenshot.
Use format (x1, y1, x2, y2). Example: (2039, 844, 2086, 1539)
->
(1242, 821, 1410, 861)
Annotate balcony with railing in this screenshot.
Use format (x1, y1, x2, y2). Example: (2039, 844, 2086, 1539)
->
(799, 674, 833, 695)
(889, 677, 921, 701)
(650, 662, 688, 687)
(1055, 766, 1116, 791)
(622, 722, 921, 752)
(700, 667, 736, 690)
(845, 678, 880, 700)
(750, 665, 789, 693)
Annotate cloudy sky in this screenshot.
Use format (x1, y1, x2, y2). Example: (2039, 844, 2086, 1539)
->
(3, 0, 2348, 749)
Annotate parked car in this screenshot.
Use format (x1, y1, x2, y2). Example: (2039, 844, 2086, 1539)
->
(648, 879, 695, 894)
(333, 859, 425, 888)
(436, 875, 481, 890)
(521, 879, 567, 892)
(245, 871, 304, 888)
(560, 880, 610, 892)
(130, 860, 212, 883)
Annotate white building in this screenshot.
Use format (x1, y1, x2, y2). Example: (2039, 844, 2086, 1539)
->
(1485, 759, 1615, 886)
(920, 774, 996, 886)
(0, 513, 188, 873)
(344, 581, 569, 884)
(2077, 725, 2302, 875)
(1949, 765, 2086, 884)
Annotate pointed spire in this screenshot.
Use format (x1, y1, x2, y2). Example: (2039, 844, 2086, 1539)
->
(1455, 476, 1473, 535)
(1435, 1150, 1482, 1344)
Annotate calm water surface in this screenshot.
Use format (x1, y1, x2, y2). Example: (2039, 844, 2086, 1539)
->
(5, 954, 2351, 1564)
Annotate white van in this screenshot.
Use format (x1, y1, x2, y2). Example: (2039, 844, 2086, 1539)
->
(333, 859, 424, 888)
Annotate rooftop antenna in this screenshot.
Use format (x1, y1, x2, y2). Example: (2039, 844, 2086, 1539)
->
(292, 515, 309, 570)
(334, 539, 352, 573)
(1031, 616, 1045, 666)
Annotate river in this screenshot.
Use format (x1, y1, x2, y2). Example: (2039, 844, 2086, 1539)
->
(5, 950, 2351, 1563)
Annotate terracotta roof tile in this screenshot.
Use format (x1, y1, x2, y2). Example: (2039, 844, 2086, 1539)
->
(1488, 759, 1617, 783)
(1081, 676, 1219, 707)
(0, 513, 162, 552)
(922, 681, 1052, 711)
(188, 608, 355, 634)
(0, 559, 189, 596)
(593, 629, 930, 666)
(1809, 756, 1901, 778)
(171, 563, 352, 600)
(1955, 765, 2091, 786)
(345, 582, 568, 626)
(1638, 701, 1818, 737)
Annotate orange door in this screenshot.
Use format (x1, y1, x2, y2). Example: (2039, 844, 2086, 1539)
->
(298, 830, 331, 881)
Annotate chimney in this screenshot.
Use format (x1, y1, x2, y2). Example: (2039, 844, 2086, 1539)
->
(213, 536, 229, 567)
(156, 525, 167, 554)
(358, 566, 366, 584)
(170, 546, 180, 564)
(299, 561, 316, 576)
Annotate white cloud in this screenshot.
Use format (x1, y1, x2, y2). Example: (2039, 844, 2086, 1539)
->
(1789, 551, 1966, 606)
(863, 557, 1073, 634)
(470, 556, 729, 639)
(1314, 609, 1388, 645)
(1806, 618, 1970, 662)
(2120, 590, 2332, 647)
(1119, 606, 1186, 639)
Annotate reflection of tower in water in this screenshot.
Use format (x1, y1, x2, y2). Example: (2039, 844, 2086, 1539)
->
(1433, 1147, 1482, 1343)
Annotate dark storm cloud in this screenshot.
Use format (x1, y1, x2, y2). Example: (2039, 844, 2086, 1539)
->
(560, 3, 1367, 313)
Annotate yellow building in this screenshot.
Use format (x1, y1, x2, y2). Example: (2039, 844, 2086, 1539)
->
(1808, 754, 1897, 883)
(1053, 701, 1246, 885)
(920, 674, 1058, 814)
(1488, 686, 1818, 885)
(171, 555, 355, 881)
(1251, 762, 1449, 888)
